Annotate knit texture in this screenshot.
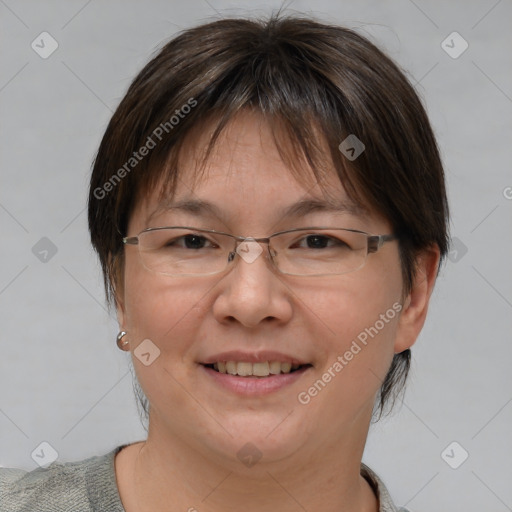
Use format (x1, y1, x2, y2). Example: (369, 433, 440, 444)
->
(1, 445, 407, 511)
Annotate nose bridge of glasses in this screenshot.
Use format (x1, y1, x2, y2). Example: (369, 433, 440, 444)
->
(229, 235, 274, 265)
(232, 234, 271, 245)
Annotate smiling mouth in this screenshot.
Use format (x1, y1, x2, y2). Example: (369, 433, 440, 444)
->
(202, 361, 312, 377)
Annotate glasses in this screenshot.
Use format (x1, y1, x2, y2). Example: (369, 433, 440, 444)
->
(122, 226, 397, 277)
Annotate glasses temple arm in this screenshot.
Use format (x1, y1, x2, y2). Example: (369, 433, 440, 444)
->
(367, 233, 398, 253)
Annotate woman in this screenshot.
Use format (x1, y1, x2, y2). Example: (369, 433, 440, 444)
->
(0, 13, 448, 512)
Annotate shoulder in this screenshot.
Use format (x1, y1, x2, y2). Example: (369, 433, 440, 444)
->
(361, 463, 411, 512)
(0, 446, 126, 512)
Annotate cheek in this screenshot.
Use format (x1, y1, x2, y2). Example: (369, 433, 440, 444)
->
(122, 265, 214, 413)
(316, 285, 400, 369)
(122, 255, 213, 375)
(298, 256, 402, 346)
(125, 274, 206, 343)
(297, 260, 403, 409)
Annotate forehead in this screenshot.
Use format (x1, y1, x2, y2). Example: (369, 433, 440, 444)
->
(176, 109, 336, 189)
(131, 111, 373, 230)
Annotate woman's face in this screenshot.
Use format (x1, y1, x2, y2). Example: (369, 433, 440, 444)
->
(118, 111, 408, 467)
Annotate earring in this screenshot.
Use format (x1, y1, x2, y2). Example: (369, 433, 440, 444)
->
(116, 331, 129, 350)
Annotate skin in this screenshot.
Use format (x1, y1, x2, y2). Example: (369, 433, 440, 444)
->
(114, 110, 440, 512)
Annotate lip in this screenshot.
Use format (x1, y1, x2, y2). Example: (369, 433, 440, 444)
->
(200, 350, 309, 365)
(200, 364, 312, 396)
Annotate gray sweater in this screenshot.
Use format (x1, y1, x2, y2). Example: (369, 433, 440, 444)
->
(0, 445, 408, 511)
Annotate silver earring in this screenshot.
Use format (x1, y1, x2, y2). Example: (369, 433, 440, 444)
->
(116, 331, 129, 350)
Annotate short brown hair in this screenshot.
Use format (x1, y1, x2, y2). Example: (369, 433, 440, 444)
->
(88, 14, 449, 417)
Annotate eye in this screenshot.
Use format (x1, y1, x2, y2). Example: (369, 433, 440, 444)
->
(293, 234, 350, 250)
(165, 234, 218, 250)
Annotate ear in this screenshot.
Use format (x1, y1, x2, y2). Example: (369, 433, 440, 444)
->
(394, 245, 441, 354)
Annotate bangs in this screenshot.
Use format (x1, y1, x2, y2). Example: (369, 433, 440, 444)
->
(138, 109, 365, 221)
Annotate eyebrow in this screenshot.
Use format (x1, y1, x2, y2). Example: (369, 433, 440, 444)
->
(149, 197, 367, 223)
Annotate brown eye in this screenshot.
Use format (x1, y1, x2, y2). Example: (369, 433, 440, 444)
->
(293, 234, 349, 250)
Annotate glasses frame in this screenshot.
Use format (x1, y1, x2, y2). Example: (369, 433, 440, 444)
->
(122, 226, 398, 277)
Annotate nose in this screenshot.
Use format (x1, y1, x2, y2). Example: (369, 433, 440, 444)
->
(212, 240, 293, 328)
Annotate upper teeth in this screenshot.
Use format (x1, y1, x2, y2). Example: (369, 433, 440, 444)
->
(213, 361, 300, 377)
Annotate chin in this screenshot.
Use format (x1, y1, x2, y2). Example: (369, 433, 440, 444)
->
(203, 417, 310, 467)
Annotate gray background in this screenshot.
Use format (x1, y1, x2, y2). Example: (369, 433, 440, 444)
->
(1, 0, 511, 510)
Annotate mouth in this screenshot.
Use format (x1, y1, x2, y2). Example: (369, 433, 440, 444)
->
(202, 361, 313, 378)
